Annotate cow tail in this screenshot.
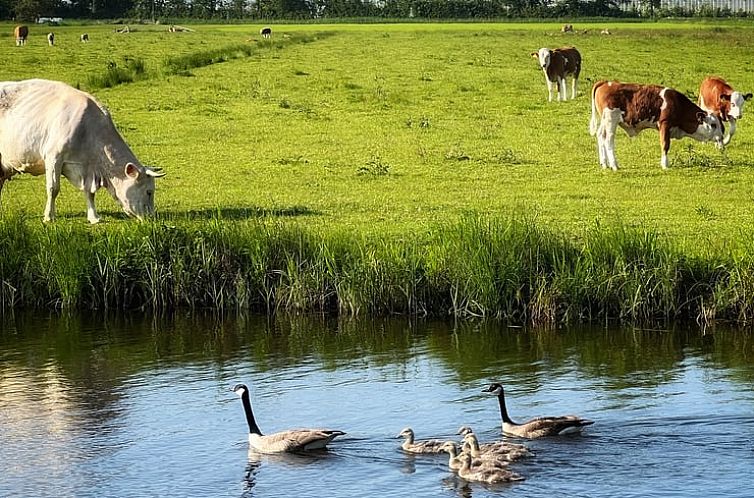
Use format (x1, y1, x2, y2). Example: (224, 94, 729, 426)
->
(589, 81, 604, 136)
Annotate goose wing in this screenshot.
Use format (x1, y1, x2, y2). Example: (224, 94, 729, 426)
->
(403, 439, 446, 454)
(254, 428, 345, 453)
(479, 441, 534, 460)
(517, 415, 594, 437)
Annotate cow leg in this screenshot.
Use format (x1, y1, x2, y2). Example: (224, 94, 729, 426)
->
(559, 78, 567, 101)
(43, 157, 64, 222)
(84, 191, 100, 224)
(724, 117, 736, 146)
(545, 77, 554, 102)
(659, 122, 671, 169)
(602, 108, 622, 171)
(571, 77, 578, 100)
(597, 122, 608, 169)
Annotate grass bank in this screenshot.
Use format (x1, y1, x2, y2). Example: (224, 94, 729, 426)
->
(2, 214, 753, 324)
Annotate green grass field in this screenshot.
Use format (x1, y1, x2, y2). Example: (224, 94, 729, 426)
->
(3, 21, 754, 320)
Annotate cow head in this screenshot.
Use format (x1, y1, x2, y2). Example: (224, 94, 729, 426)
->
(696, 112, 725, 144)
(532, 48, 551, 70)
(720, 91, 753, 120)
(113, 163, 165, 219)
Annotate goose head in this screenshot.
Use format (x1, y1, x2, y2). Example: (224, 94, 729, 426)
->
(233, 384, 249, 397)
(482, 383, 504, 396)
(462, 432, 481, 451)
(396, 427, 414, 439)
(456, 425, 473, 436)
(440, 441, 459, 455)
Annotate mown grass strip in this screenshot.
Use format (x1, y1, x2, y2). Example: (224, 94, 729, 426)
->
(1, 213, 752, 325)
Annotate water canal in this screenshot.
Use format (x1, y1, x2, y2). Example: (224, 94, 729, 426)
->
(1, 314, 753, 497)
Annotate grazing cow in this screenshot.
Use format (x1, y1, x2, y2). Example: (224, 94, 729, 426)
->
(589, 80, 724, 170)
(14, 25, 28, 46)
(601, 28, 611, 35)
(698, 76, 752, 146)
(531, 47, 581, 102)
(260, 27, 272, 39)
(47, 32, 55, 46)
(80, 33, 89, 42)
(0, 79, 165, 223)
(561, 24, 574, 33)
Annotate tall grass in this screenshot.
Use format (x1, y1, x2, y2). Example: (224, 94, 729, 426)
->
(87, 56, 148, 89)
(1, 213, 753, 324)
(162, 32, 334, 75)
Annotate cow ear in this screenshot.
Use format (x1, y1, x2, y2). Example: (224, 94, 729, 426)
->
(531, 52, 538, 58)
(696, 111, 707, 123)
(745, 93, 753, 101)
(720, 94, 731, 102)
(125, 162, 140, 179)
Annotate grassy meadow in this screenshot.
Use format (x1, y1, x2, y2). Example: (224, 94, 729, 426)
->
(3, 21, 754, 321)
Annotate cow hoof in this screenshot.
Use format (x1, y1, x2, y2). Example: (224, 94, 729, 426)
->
(88, 217, 101, 224)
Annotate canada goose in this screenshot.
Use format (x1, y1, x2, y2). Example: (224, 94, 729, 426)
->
(396, 427, 445, 454)
(457, 453, 525, 484)
(440, 441, 509, 471)
(233, 384, 345, 453)
(482, 383, 594, 438)
(456, 426, 533, 459)
(463, 432, 533, 461)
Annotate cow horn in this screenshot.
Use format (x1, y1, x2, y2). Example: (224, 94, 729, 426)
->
(145, 167, 166, 178)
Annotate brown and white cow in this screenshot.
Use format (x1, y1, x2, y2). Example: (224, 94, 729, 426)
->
(0, 79, 165, 223)
(14, 25, 28, 46)
(260, 27, 272, 39)
(698, 76, 752, 146)
(589, 80, 724, 170)
(531, 47, 581, 102)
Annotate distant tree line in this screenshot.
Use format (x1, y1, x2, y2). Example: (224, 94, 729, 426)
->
(0, 0, 750, 21)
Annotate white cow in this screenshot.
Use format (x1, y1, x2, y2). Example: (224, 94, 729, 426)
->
(0, 79, 165, 223)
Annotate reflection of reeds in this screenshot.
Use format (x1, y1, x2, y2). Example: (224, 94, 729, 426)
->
(1, 212, 753, 324)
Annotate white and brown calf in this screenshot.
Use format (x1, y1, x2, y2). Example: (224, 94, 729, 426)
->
(531, 47, 581, 102)
(589, 80, 724, 170)
(698, 76, 752, 146)
(14, 25, 28, 46)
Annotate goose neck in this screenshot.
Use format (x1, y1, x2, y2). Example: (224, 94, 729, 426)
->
(498, 391, 515, 425)
(240, 390, 263, 436)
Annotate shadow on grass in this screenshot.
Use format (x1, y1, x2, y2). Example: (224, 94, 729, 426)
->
(163, 205, 319, 220)
(54, 205, 319, 222)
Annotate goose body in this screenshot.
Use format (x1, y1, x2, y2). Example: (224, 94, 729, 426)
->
(396, 427, 445, 454)
(233, 384, 345, 453)
(463, 433, 533, 462)
(456, 427, 533, 460)
(440, 441, 509, 471)
(482, 383, 594, 439)
(457, 453, 525, 484)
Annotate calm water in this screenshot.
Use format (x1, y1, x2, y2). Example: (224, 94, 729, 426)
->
(1, 314, 754, 498)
